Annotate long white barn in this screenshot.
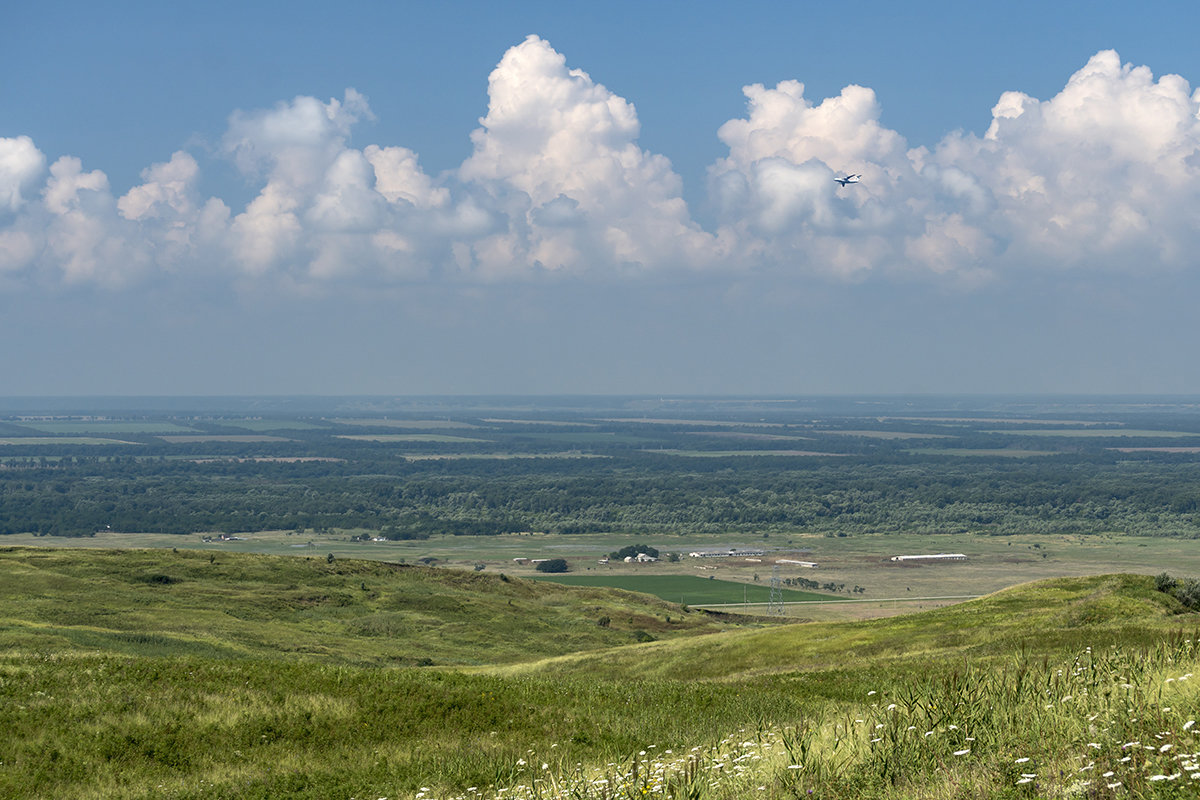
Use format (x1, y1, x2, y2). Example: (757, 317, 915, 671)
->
(889, 553, 967, 562)
(688, 548, 766, 558)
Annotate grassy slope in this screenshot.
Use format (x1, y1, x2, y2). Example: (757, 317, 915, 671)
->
(486, 574, 1188, 683)
(1, 547, 1198, 800)
(0, 547, 748, 667)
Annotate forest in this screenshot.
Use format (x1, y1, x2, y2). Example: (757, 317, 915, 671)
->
(3, 395, 1200, 540)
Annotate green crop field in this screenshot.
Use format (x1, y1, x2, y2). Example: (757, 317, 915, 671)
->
(529, 574, 842, 605)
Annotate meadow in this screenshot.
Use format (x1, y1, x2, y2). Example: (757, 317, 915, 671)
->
(528, 574, 841, 605)
(1, 547, 1199, 799)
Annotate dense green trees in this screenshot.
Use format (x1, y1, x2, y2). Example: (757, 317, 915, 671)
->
(4, 412, 1200, 540)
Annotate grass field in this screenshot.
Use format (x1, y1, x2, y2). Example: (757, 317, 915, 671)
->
(529, 574, 842, 605)
(2, 547, 1198, 800)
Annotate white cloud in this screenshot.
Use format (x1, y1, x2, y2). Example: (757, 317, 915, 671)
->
(2, 45, 1199, 292)
(0, 136, 46, 214)
(118, 151, 200, 222)
(707, 79, 932, 278)
(41, 156, 150, 285)
(458, 34, 717, 277)
(708, 50, 1200, 281)
(364, 145, 448, 209)
(933, 50, 1200, 272)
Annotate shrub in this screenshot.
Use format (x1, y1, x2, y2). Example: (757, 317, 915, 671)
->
(535, 558, 568, 573)
(1176, 577, 1200, 610)
(1155, 571, 1177, 593)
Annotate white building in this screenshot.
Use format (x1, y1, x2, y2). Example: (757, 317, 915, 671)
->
(889, 553, 966, 562)
(688, 548, 765, 559)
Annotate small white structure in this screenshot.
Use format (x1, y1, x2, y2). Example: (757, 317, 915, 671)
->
(777, 559, 818, 568)
(889, 553, 966, 562)
(635, 552, 657, 562)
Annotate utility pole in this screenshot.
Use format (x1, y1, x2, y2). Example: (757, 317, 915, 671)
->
(768, 565, 785, 616)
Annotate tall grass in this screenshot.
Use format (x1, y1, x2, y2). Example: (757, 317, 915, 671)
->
(4, 549, 1200, 799)
(418, 635, 1200, 799)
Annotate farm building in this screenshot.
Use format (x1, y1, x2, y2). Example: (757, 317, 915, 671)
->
(889, 553, 967, 562)
(776, 559, 818, 568)
(688, 548, 766, 558)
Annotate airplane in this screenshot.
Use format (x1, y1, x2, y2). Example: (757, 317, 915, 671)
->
(834, 174, 861, 187)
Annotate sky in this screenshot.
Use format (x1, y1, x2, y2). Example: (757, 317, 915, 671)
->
(3, 0, 1200, 397)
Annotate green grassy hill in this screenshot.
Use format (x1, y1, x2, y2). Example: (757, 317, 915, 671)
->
(490, 573, 1186, 682)
(1, 547, 1198, 800)
(0, 546, 747, 666)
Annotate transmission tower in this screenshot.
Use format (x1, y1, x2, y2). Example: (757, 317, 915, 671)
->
(767, 565, 785, 616)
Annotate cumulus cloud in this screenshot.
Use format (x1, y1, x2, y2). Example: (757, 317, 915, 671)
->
(0, 135, 46, 214)
(936, 50, 1200, 272)
(458, 34, 718, 277)
(1, 45, 1199, 291)
(707, 49, 1200, 281)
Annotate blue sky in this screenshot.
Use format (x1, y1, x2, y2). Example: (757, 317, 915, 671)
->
(3, 1, 1200, 395)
